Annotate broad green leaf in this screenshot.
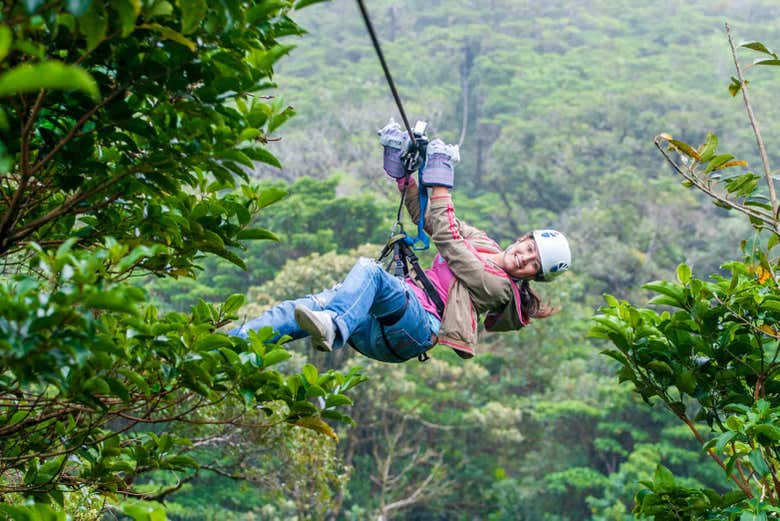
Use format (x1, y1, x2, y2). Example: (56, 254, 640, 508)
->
(713, 160, 748, 170)
(294, 0, 330, 8)
(669, 139, 700, 161)
(79, 2, 108, 51)
(254, 43, 296, 71)
(112, 0, 141, 36)
(295, 416, 338, 441)
(247, 0, 287, 23)
(84, 376, 111, 394)
(754, 59, 780, 66)
(244, 146, 282, 168)
(0, 26, 11, 62)
(748, 448, 770, 476)
(194, 334, 232, 350)
(256, 187, 287, 208)
(138, 23, 196, 51)
(177, 0, 208, 34)
(704, 154, 734, 174)
(306, 384, 326, 397)
(741, 41, 777, 57)
(675, 370, 695, 394)
(676, 263, 691, 284)
(653, 464, 675, 489)
(647, 360, 673, 376)
(267, 105, 295, 134)
(236, 228, 279, 241)
(768, 233, 779, 251)
(222, 293, 245, 315)
(302, 363, 318, 385)
(238, 128, 262, 141)
(325, 393, 353, 408)
(219, 149, 254, 169)
(0, 61, 99, 100)
(263, 349, 291, 367)
(147, 0, 174, 16)
(698, 132, 718, 162)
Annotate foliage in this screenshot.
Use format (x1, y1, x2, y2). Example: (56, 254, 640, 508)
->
(0, 0, 367, 516)
(592, 37, 780, 519)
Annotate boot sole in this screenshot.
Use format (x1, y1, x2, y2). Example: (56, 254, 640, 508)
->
(294, 307, 333, 352)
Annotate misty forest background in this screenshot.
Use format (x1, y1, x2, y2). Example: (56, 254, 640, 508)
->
(137, 0, 780, 518)
(143, 0, 780, 519)
(5, 0, 780, 519)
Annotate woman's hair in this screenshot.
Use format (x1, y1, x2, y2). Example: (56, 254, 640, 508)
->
(514, 232, 556, 319)
(519, 279, 556, 319)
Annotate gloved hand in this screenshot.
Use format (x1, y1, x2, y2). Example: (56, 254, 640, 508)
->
(378, 119, 410, 179)
(422, 139, 459, 188)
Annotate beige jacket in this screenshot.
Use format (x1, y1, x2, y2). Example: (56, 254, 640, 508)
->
(403, 182, 527, 358)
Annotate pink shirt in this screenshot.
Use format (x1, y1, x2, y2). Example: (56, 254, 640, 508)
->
(404, 253, 454, 320)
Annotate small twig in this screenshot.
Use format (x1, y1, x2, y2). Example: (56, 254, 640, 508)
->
(725, 23, 778, 225)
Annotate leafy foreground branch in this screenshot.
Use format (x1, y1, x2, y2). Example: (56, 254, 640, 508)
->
(0, 0, 366, 519)
(592, 29, 780, 520)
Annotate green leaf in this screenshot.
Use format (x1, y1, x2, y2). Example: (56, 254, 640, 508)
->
(138, 23, 196, 51)
(84, 376, 111, 394)
(112, 0, 141, 36)
(267, 105, 295, 134)
(698, 132, 718, 162)
(79, 2, 108, 51)
(325, 393, 353, 408)
(669, 139, 700, 161)
(244, 146, 282, 169)
(147, 0, 174, 16)
(704, 154, 734, 174)
(302, 363, 318, 384)
(222, 294, 245, 315)
(675, 370, 696, 394)
(0, 26, 11, 62)
(263, 349, 291, 367)
(236, 228, 279, 241)
(177, 0, 207, 34)
(653, 464, 675, 489)
(754, 59, 780, 66)
(247, 0, 288, 23)
(194, 333, 233, 351)
(749, 448, 770, 476)
(741, 41, 777, 57)
(306, 384, 326, 398)
(0, 61, 99, 100)
(294, 0, 330, 9)
(295, 416, 338, 440)
(256, 187, 287, 209)
(676, 263, 692, 284)
(768, 234, 779, 251)
(728, 76, 744, 97)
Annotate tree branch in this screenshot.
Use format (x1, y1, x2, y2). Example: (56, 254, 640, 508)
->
(725, 23, 778, 226)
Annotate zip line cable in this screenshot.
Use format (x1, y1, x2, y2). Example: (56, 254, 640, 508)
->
(355, 0, 416, 145)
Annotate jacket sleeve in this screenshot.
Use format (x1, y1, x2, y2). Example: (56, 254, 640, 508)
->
(399, 179, 484, 240)
(425, 192, 505, 303)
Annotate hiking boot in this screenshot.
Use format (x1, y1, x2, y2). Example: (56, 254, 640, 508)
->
(294, 306, 336, 352)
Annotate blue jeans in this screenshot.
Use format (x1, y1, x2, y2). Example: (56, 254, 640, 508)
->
(229, 258, 438, 363)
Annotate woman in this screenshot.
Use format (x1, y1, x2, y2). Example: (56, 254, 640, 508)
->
(229, 122, 571, 362)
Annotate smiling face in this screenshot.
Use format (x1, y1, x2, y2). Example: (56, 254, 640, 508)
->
(501, 236, 541, 280)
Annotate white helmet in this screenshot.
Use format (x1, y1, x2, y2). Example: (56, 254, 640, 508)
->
(532, 229, 571, 281)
